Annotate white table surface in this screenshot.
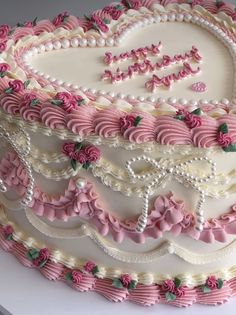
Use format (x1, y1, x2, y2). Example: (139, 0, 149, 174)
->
(1, 0, 236, 314)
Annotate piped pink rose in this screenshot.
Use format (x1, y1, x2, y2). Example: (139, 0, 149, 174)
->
(83, 261, 99, 275)
(175, 108, 202, 129)
(62, 142, 76, 158)
(121, 0, 142, 10)
(21, 92, 40, 107)
(71, 270, 83, 284)
(120, 114, 143, 134)
(3, 225, 14, 240)
(217, 123, 236, 152)
(90, 15, 109, 33)
(120, 274, 132, 287)
(161, 279, 175, 292)
(27, 247, 50, 268)
(5, 79, 29, 94)
(0, 62, 10, 77)
(0, 40, 7, 53)
(201, 275, 224, 293)
(0, 24, 10, 39)
(217, 132, 232, 148)
(102, 5, 124, 20)
(53, 12, 69, 26)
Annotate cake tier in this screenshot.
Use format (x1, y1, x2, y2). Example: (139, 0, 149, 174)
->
(0, 0, 236, 308)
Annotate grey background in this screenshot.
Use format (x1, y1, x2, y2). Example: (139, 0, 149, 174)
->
(0, 0, 235, 26)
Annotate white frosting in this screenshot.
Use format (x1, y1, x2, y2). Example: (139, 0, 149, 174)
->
(28, 17, 235, 102)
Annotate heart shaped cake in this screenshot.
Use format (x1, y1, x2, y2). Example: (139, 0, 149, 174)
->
(1, 0, 236, 307)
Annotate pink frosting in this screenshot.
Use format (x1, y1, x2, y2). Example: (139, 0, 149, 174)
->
(95, 279, 129, 302)
(12, 27, 34, 42)
(155, 116, 192, 145)
(192, 116, 218, 148)
(0, 92, 24, 114)
(67, 105, 97, 136)
(94, 108, 123, 137)
(196, 283, 232, 305)
(41, 105, 67, 129)
(33, 20, 55, 35)
(123, 111, 156, 143)
(13, 243, 34, 267)
(40, 260, 64, 280)
(0, 227, 15, 251)
(128, 284, 161, 306)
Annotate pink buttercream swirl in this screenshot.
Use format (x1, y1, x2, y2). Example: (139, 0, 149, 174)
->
(217, 132, 232, 148)
(120, 114, 142, 134)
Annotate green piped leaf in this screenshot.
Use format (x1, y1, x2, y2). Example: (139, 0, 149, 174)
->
(17, 22, 24, 27)
(38, 259, 48, 268)
(30, 98, 40, 106)
(65, 272, 73, 282)
(6, 234, 13, 241)
(4, 87, 13, 94)
(32, 17, 38, 27)
(103, 18, 110, 24)
(174, 277, 181, 289)
(128, 280, 137, 290)
(165, 292, 176, 302)
(27, 248, 39, 261)
(175, 115, 185, 121)
(71, 159, 77, 171)
(191, 108, 202, 116)
(75, 142, 83, 151)
(134, 116, 142, 127)
(218, 123, 228, 134)
(62, 16, 69, 23)
(82, 162, 91, 170)
(24, 80, 30, 89)
(217, 278, 224, 289)
(200, 285, 212, 293)
(0, 71, 7, 78)
(222, 144, 236, 152)
(115, 4, 124, 10)
(51, 99, 63, 106)
(84, 15, 91, 21)
(92, 265, 99, 275)
(112, 278, 124, 289)
(77, 98, 85, 105)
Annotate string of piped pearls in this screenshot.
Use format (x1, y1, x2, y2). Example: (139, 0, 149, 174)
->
(0, 125, 34, 208)
(125, 155, 216, 233)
